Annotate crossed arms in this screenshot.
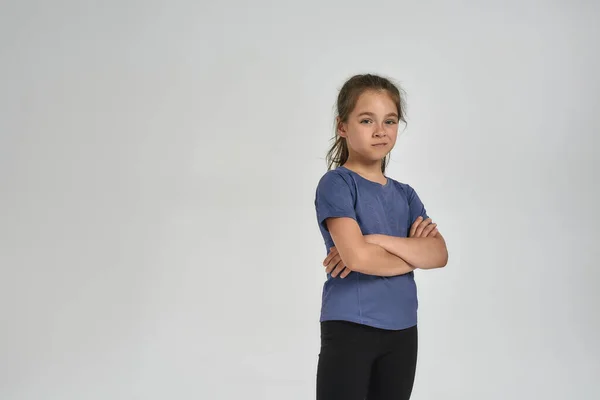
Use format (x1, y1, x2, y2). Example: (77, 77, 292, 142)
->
(322, 216, 448, 278)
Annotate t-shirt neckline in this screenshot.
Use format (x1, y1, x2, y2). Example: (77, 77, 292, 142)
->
(338, 165, 390, 187)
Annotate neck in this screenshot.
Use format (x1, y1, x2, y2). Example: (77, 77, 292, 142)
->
(342, 157, 385, 179)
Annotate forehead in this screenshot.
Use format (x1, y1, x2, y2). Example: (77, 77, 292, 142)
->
(353, 90, 397, 113)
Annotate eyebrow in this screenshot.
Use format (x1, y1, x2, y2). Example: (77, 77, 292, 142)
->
(357, 111, 399, 118)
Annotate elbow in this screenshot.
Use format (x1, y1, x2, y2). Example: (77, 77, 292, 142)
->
(422, 247, 448, 270)
(436, 248, 449, 269)
(442, 242, 448, 267)
(439, 237, 449, 267)
(440, 252, 449, 268)
(428, 237, 448, 269)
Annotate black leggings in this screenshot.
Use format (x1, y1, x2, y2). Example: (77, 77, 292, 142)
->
(316, 320, 418, 400)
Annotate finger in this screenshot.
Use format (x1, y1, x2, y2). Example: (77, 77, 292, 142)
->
(422, 222, 437, 237)
(415, 218, 432, 237)
(325, 255, 342, 274)
(331, 261, 346, 278)
(429, 227, 439, 237)
(340, 268, 351, 279)
(323, 247, 338, 266)
(415, 220, 428, 237)
(418, 219, 433, 237)
(331, 265, 345, 278)
(410, 216, 423, 234)
(409, 216, 422, 237)
(325, 254, 342, 274)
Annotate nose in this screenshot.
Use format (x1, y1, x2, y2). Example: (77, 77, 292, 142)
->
(374, 123, 386, 137)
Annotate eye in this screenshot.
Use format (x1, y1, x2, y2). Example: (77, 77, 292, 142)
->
(386, 120, 398, 125)
(360, 119, 372, 124)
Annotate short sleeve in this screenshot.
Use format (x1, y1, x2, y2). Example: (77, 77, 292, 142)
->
(315, 171, 357, 232)
(406, 184, 429, 224)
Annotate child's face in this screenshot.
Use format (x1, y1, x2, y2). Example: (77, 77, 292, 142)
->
(338, 90, 400, 165)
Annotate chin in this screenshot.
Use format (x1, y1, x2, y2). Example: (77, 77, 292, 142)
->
(370, 149, 391, 158)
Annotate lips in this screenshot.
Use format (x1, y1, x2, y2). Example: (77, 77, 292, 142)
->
(372, 143, 388, 147)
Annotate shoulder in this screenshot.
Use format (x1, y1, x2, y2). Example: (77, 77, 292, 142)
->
(316, 168, 356, 191)
(314, 168, 358, 207)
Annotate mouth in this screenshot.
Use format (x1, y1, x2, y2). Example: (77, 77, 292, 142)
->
(372, 143, 388, 147)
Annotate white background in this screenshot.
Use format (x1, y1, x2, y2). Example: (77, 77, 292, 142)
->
(1, 1, 599, 399)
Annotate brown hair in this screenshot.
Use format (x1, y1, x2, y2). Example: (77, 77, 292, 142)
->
(326, 74, 407, 173)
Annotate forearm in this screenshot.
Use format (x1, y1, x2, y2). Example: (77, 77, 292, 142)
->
(370, 234, 448, 269)
(350, 243, 416, 277)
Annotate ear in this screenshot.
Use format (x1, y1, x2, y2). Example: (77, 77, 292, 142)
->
(336, 116, 348, 138)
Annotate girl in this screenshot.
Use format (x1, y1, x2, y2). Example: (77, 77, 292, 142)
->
(314, 74, 448, 400)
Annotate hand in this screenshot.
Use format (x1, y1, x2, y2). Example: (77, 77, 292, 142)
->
(323, 247, 351, 278)
(410, 216, 438, 238)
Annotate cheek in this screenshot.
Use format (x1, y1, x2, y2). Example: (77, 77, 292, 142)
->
(347, 136, 366, 151)
(346, 129, 370, 147)
(384, 129, 396, 141)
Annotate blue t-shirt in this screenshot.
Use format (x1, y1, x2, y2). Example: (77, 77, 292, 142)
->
(314, 165, 429, 330)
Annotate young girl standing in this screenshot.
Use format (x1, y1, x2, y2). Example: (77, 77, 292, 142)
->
(314, 74, 448, 400)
